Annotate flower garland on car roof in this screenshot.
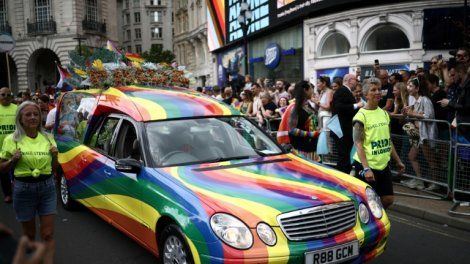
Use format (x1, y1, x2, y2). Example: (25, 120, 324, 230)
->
(65, 41, 193, 89)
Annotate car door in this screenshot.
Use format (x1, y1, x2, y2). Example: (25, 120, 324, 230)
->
(101, 117, 148, 241)
(79, 115, 121, 206)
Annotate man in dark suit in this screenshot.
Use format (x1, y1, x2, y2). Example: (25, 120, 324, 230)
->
(331, 74, 364, 174)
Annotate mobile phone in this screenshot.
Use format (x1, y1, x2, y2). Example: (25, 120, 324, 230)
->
(374, 59, 379, 65)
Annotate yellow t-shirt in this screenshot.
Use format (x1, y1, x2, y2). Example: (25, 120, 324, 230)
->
(0, 104, 17, 148)
(0, 133, 57, 177)
(353, 108, 391, 170)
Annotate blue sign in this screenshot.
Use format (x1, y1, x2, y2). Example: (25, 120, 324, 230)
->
(264, 43, 281, 70)
(316, 67, 349, 80)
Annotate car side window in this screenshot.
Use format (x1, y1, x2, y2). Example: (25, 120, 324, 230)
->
(91, 117, 120, 155)
(114, 120, 140, 161)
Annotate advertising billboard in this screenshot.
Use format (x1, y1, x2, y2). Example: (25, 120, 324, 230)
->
(227, 0, 270, 43)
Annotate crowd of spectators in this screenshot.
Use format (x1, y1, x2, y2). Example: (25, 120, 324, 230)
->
(198, 47, 470, 193)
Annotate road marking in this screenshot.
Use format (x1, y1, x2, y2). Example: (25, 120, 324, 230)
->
(388, 214, 470, 243)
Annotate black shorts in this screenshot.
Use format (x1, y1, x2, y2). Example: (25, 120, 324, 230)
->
(353, 161, 394, 197)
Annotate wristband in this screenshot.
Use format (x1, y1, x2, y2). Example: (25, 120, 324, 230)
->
(359, 167, 370, 177)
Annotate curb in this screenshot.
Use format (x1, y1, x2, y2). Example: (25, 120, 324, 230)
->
(389, 200, 470, 232)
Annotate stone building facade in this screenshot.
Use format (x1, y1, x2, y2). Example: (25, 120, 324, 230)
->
(116, 0, 173, 54)
(173, 0, 215, 87)
(0, 0, 118, 93)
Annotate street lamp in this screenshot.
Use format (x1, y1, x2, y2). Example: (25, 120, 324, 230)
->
(237, 1, 252, 76)
(73, 36, 87, 56)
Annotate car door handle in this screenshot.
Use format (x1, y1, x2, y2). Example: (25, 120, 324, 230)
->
(104, 170, 112, 176)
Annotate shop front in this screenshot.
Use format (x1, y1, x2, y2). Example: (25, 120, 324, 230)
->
(250, 25, 303, 83)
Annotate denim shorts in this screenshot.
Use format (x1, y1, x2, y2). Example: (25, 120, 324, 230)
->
(12, 177, 57, 222)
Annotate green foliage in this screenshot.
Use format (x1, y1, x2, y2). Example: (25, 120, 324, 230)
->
(89, 48, 120, 63)
(142, 45, 175, 64)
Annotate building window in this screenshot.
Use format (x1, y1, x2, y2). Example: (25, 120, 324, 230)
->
(151, 43, 163, 50)
(133, 0, 140, 6)
(152, 11, 161, 22)
(85, 0, 98, 21)
(150, 0, 162, 5)
(320, 33, 350, 57)
(126, 29, 131, 40)
(134, 12, 140, 23)
(127, 46, 132, 52)
(125, 13, 130, 25)
(35, 0, 51, 22)
(364, 25, 410, 51)
(0, 0, 7, 25)
(125, 0, 129, 8)
(151, 27, 162, 38)
(135, 28, 141, 39)
(135, 44, 142, 54)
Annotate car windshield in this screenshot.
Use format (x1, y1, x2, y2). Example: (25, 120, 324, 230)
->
(145, 116, 283, 167)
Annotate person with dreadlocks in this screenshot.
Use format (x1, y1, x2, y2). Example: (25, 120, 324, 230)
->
(277, 80, 320, 161)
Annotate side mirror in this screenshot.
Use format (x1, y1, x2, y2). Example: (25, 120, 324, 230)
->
(281, 143, 293, 153)
(115, 158, 142, 174)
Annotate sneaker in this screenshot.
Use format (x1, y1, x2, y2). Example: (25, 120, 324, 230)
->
(403, 179, 425, 190)
(425, 183, 440, 192)
(415, 181, 425, 190)
(400, 179, 414, 186)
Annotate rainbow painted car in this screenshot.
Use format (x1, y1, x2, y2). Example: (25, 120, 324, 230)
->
(55, 85, 390, 264)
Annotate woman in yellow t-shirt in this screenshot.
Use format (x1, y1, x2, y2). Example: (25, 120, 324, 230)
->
(0, 101, 58, 264)
(352, 77, 405, 209)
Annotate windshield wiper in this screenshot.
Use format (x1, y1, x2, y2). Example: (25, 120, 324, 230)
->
(204, 155, 251, 163)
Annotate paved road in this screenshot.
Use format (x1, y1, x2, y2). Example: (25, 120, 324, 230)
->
(1, 201, 470, 263)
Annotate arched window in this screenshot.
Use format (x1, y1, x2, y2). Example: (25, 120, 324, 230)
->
(86, 0, 98, 22)
(320, 33, 350, 56)
(364, 25, 409, 51)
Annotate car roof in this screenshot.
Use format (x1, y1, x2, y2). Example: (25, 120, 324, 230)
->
(95, 85, 240, 122)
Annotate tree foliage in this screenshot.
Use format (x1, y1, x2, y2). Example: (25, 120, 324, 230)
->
(142, 45, 175, 64)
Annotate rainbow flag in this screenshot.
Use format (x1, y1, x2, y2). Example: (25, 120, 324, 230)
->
(56, 63, 71, 89)
(107, 40, 122, 55)
(125, 52, 145, 63)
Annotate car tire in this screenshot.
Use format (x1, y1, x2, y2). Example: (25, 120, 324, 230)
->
(58, 172, 79, 210)
(158, 224, 194, 264)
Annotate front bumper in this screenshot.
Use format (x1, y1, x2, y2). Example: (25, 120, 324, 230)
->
(195, 214, 391, 263)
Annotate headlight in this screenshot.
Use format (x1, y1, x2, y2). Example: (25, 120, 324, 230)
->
(256, 223, 277, 246)
(366, 187, 383, 219)
(210, 213, 253, 249)
(358, 203, 370, 224)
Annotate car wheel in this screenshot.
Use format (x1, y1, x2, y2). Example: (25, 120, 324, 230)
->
(59, 172, 78, 210)
(159, 224, 194, 264)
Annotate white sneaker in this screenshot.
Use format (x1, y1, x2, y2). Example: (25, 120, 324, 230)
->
(403, 179, 425, 190)
(400, 179, 413, 186)
(425, 183, 440, 191)
(415, 180, 425, 190)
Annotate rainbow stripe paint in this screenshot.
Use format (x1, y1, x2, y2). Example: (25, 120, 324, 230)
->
(57, 86, 390, 263)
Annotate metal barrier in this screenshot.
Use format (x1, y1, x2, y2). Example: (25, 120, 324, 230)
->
(389, 117, 452, 199)
(450, 123, 470, 216)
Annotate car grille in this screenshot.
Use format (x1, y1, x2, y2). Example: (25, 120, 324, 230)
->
(277, 202, 356, 241)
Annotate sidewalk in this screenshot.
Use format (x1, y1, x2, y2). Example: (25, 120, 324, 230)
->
(390, 184, 470, 231)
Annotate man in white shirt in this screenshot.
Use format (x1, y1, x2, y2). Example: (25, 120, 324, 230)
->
(45, 107, 57, 132)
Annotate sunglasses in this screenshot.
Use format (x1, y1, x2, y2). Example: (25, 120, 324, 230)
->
(431, 61, 438, 64)
(0, 93, 13, 98)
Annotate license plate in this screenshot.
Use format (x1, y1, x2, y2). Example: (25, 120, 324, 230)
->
(304, 241, 359, 264)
